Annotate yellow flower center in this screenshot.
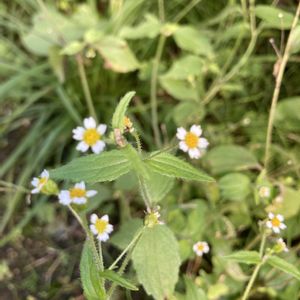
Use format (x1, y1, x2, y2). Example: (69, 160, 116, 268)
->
(70, 188, 86, 198)
(95, 219, 108, 234)
(38, 177, 47, 186)
(271, 217, 281, 227)
(83, 129, 100, 146)
(124, 116, 133, 128)
(185, 132, 198, 148)
(197, 244, 204, 251)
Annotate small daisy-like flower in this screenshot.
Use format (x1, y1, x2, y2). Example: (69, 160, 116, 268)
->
(90, 214, 113, 242)
(31, 169, 49, 194)
(276, 238, 288, 253)
(266, 213, 286, 233)
(145, 208, 164, 227)
(72, 117, 107, 154)
(193, 241, 210, 257)
(176, 125, 209, 159)
(258, 186, 271, 198)
(58, 182, 97, 205)
(124, 116, 134, 133)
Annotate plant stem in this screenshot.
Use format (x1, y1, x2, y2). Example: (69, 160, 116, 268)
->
(76, 54, 98, 121)
(150, 34, 165, 147)
(259, 232, 266, 258)
(173, 0, 201, 23)
(264, 2, 300, 171)
(133, 131, 142, 154)
(158, 0, 165, 22)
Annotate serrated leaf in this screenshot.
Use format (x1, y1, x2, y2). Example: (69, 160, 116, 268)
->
(112, 91, 136, 131)
(50, 149, 132, 183)
(99, 270, 138, 291)
(80, 240, 105, 300)
(204, 145, 259, 175)
(97, 36, 140, 73)
(255, 5, 295, 29)
(173, 26, 213, 57)
(132, 225, 181, 300)
(267, 256, 300, 281)
(146, 152, 214, 182)
(120, 14, 161, 39)
(223, 251, 260, 265)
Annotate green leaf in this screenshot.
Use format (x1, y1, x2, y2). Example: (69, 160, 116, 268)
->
(60, 41, 85, 55)
(267, 256, 300, 281)
(146, 152, 214, 182)
(275, 97, 300, 131)
(184, 277, 208, 300)
(173, 102, 203, 126)
(290, 26, 300, 54)
(255, 5, 295, 29)
(50, 149, 132, 183)
(110, 219, 143, 250)
(112, 91, 136, 131)
(219, 173, 251, 201)
(132, 225, 181, 300)
(97, 36, 140, 73)
(204, 145, 259, 175)
(223, 251, 260, 265)
(120, 14, 161, 39)
(48, 47, 65, 83)
(80, 240, 105, 300)
(173, 26, 213, 57)
(99, 270, 138, 291)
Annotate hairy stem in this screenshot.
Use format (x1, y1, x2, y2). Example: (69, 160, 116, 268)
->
(76, 54, 97, 121)
(264, 2, 300, 171)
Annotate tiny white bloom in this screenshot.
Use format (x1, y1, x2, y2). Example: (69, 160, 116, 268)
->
(58, 181, 97, 206)
(277, 238, 288, 252)
(266, 212, 286, 233)
(176, 125, 209, 159)
(31, 169, 49, 194)
(258, 186, 271, 198)
(73, 117, 107, 154)
(193, 241, 210, 257)
(89, 214, 113, 242)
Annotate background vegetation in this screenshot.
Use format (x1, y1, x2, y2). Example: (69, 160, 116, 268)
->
(0, 0, 300, 299)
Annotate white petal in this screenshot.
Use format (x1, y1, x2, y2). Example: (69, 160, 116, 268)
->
(41, 169, 49, 179)
(91, 140, 105, 154)
(196, 250, 203, 256)
(268, 212, 274, 219)
(266, 221, 272, 228)
(98, 232, 109, 242)
(58, 191, 72, 205)
(31, 178, 39, 187)
(72, 197, 87, 205)
(101, 215, 109, 222)
(190, 125, 202, 137)
(84, 117, 96, 129)
(97, 124, 107, 135)
(179, 141, 189, 152)
(176, 127, 186, 140)
(193, 243, 198, 252)
(72, 127, 85, 140)
(75, 181, 85, 190)
(277, 214, 284, 221)
(90, 224, 98, 235)
(188, 148, 201, 159)
(106, 224, 113, 233)
(76, 141, 89, 152)
(86, 190, 97, 197)
(203, 245, 210, 253)
(31, 188, 40, 194)
(198, 138, 209, 149)
(273, 227, 280, 234)
(90, 213, 98, 224)
(279, 223, 286, 230)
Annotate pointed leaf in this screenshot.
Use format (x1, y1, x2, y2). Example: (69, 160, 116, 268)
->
(99, 270, 138, 291)
(267, 256, 300, 281)
(146, 152, 214, 182)
(223, 251, 261, 265)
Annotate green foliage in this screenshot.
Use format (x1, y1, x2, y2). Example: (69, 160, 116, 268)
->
(266, 256, 300, 281)
(132, 225, 181, 300)
(99, 270, 138, 291)
(224, 251, 261, 265)
(80, 240, 105, 300)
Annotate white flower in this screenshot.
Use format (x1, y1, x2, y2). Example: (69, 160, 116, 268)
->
(31, 169, 49, 194)
(176, 125, 209, 159)
(193, 241, 210, 257)
(58, 182, 97, 205)
(276, 238, 288, 252)
(266, 213, 286, 233)
(90, 214, 113, 242)
(258, 186, 271, 198)
(73, 117, 107, 154)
